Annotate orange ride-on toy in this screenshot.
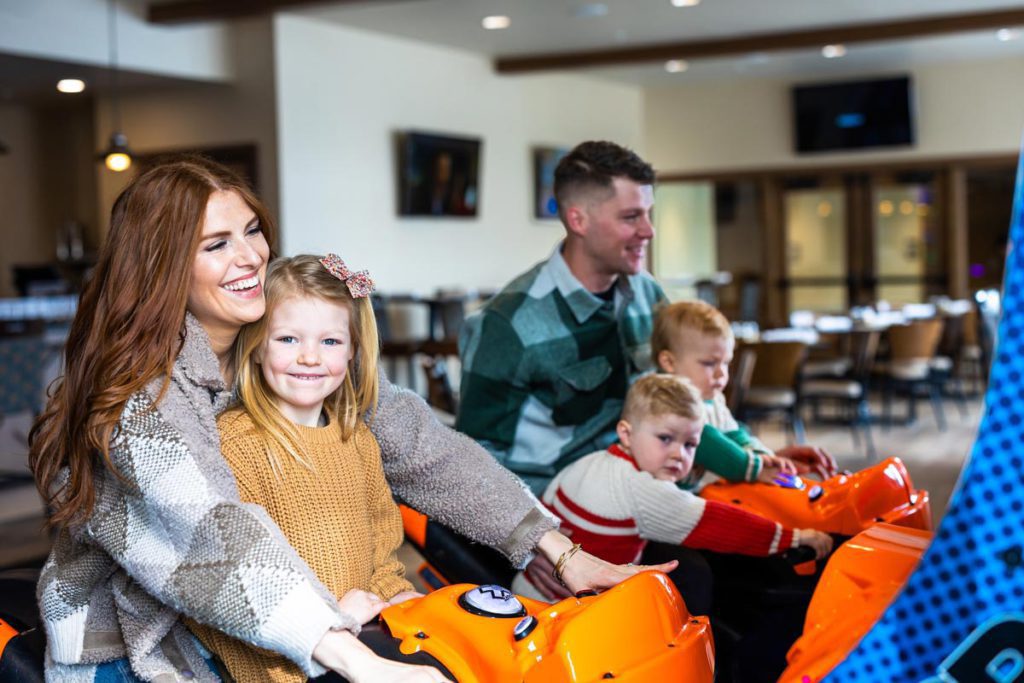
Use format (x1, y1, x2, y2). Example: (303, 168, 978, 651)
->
(699, 456, 933, 536)
(379, 571, 714, 683)
(778, 522, 932, 683)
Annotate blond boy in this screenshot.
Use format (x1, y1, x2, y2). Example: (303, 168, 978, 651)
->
(652, 301, 837, 487)
(512, 374, 832, 602)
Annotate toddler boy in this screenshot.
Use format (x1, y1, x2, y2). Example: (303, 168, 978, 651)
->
(652, 301, 837, 489)
(512, 374, 832, 602)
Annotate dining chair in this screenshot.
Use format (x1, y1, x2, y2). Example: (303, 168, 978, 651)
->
(800, 329, 880, 460)
(735, 340, 808, 444)
(931, 313, 970, 417)
(725, 346, 757, 415)
(875, 318, 945, 430)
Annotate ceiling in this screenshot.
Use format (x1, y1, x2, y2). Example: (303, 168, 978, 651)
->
(298, 0, 1024, 84)
(0, 52, 213, 105)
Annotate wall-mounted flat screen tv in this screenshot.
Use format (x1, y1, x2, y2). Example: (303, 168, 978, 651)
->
(793, 76, 914, 153)
(398, 131, 481, 217)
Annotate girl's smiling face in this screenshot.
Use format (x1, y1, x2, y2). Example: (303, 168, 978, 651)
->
(258, 296, 353, 427)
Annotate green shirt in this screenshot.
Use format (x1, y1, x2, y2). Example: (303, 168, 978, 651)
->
(457, 245, 667, 494)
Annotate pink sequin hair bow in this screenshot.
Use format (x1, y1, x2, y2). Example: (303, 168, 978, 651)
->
(318, 253, 375, 298)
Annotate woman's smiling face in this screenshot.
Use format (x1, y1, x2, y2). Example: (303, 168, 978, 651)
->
(187, 189, 271, 340)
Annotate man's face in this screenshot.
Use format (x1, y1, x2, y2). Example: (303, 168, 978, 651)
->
(577, 177, 655, 278)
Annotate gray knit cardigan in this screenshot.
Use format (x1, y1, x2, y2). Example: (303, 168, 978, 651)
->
(37, 314, 556, 682)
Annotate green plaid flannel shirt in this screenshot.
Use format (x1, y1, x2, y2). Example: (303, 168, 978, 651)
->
(457, 245, 667, 494)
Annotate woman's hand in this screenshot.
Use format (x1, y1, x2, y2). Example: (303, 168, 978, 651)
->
(523, 552, 572, 601)
(775, 445, 838, 480)
(314, 629, 451, 682)
(348, 655, 452, 683)
(337, 589, 388, 625)
(535, 530, 678, 595)
(795, 529, 834, 559)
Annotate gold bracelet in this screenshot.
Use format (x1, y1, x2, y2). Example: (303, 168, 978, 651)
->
(551, 543, 583, 588)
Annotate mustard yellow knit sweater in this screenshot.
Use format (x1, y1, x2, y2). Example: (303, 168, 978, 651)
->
(189, 409, 413, 683)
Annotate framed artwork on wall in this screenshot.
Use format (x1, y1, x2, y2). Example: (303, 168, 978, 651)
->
(533, 146, 568, 220)
(397, 131, 482, 218)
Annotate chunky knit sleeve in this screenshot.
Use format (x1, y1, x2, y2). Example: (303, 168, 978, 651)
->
(84, 395, 358, 677)
(624, 469, 797, 556)
(358, 429, 414, 600)
(370, 371, 557, 568)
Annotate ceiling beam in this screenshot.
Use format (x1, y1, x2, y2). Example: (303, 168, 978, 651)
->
(495, 8, 1024, 74)
(148, 0, 410, 25)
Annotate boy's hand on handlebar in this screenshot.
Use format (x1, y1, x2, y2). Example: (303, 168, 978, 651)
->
(760, 453, 798, 475)
(757, 465, 783, 485)
(776, 445, 838, 480)
(337, 589, 388, 625)
(795, 529, 833, 559)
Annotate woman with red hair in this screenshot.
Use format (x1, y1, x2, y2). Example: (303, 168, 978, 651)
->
(29, 156, 667, 682)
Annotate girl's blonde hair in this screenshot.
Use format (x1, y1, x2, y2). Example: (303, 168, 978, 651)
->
(233, 254, 379, 474)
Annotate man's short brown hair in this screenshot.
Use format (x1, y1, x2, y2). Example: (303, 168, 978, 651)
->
(554, 141, 655, 223)
(651, 300, 734, 364)
(622, 374, 703, 424)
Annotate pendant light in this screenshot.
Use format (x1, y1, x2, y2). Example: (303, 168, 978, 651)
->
(98, 0, 132, 172)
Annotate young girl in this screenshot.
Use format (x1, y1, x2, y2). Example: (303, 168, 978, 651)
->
(188, 254, 439, 683)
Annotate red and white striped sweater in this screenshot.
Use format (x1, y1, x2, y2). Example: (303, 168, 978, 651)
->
(542, 445, 800, 565)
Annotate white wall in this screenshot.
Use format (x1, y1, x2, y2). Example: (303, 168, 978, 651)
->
(644, 56, 1024, 173)
(94, 18, 279, 234)
(0, 0, 231, 81)
(273, 15, 644, 294)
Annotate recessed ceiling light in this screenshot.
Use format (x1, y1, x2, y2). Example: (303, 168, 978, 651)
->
(482, 15, 511, 30)
(574, 3, 609, 18)
(665, 59, 689, 73)
(822, 44, 847, 59)
(57, 79, 86, 93)
(670, 0, 700, 6)
(997, 27, 1021, 42)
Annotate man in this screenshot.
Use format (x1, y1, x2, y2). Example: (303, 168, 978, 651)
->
(457, 140, 666, 496)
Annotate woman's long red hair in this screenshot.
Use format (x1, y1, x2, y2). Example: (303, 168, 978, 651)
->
(29, 156, 276, 528)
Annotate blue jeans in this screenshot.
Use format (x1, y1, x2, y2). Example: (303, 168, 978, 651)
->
(93, 639, 221, 682)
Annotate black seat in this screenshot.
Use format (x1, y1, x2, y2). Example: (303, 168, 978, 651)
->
(0, 568, 44, 683)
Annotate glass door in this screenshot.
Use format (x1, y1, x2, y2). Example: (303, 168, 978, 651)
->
(652, 182, 716, 301)
(783, 183, 848, 314)
(871, 173, 943, 307)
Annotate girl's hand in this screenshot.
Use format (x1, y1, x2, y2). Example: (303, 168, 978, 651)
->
(760, 453, 798, 475)
(795, 529, 834, 559)
(337, 589, 387, 625)
(535, 530, 678, 595)
(388, 590, 424, 605)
